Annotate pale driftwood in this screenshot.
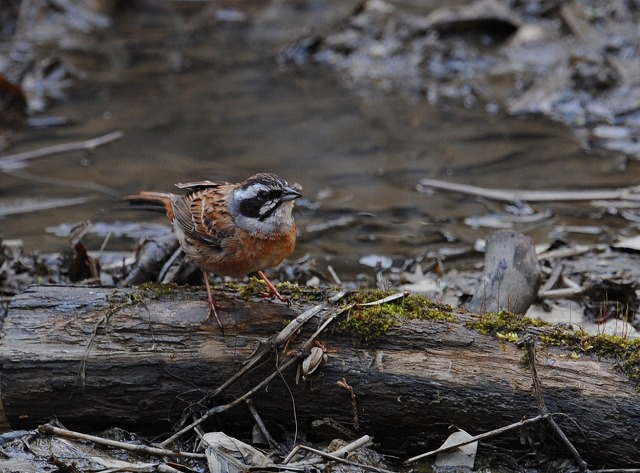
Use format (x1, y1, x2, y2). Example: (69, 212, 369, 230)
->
(417, 178, 640, 203)
(2, 285, 640, 468)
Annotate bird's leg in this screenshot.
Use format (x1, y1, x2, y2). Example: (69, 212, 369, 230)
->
(202, 270, 225, 335)
(257, 270, 290, 306)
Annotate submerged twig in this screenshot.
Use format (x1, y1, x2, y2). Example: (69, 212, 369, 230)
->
(0, 130, 124, 170)
(0, 196, 93, 217)
(4, 168, 120, 196)
(417, 178, 640, 203)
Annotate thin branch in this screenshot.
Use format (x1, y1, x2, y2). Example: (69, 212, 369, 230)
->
(202, 301, 331, 404)
(417, 178, 640, 203)
(246, 399, 280, 450)
(524, 336, 588, 471)
(4, 167, 120, 196)
(160, 352, 301, 448)
(160, 294, 349, 449)
(38, 423, 205, 460)
(403, 414, 548, 464)
(357, 291, 407, 307)
(283, 436, 373, 467)
(0, 130, 124, 169)
(296, 444, 396, 473)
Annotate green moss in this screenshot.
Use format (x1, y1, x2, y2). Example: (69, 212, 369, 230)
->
(136, 281, 180, 296)
(237, 277, 323, 302)
(466, 310, 640, 382)
(466, 310, 549, 336)
(540, 329, 640, 382)
(106, 282, 181, 310)
(337, 290, 455, 345)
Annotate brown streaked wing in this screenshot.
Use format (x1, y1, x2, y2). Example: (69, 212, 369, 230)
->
(172, 195, 199, 238)
(175, 180, 229, 191)
(198, 187, 236, 240)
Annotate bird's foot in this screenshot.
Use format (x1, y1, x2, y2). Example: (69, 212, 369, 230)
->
(202, 270, 225, 335)
(258, 270, 292, 307)
(205, 300, 225, 336)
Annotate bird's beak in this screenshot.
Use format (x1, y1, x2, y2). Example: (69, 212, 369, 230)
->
(282, 187, 303, 201)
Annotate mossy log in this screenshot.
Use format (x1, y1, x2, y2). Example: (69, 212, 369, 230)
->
(1, 284, 639, 468)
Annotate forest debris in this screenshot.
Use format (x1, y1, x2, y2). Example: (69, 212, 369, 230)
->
(466, 230, 540, 314)
(336, 378, 360, 432)
(582, 280, 638, 325)
(0, 75, 27, 150)
(537, 244, 598, 261)
(246, 399, 281, 450)
(199, 432, 271, 472)
(294, 443, 395, 473)
(423, 0, 521, 34)
(299, 344, 328, 380)
(39, 423, 204, 460)
(359, 254, 393, 269)
(558, 0, 593, 38)
(65, 221, 100, 283)
(433, 429, 477, 469)
(404, 414, 549, 465)
(463, 209, 552, 229)
(124, 233, 181, 286)
(310, 418, 359, 442)
(21, 57, 79, 113)
(612, 235, 640, 251)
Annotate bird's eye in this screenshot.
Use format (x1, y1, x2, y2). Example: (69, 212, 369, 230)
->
(257, 190, 269, 201)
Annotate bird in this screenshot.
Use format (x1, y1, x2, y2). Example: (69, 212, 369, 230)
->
(124, 173, 302, 333)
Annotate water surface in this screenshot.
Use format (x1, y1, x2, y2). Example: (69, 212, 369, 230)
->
(3, 2, 639, 280)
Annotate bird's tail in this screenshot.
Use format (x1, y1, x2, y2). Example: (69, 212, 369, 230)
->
(122, 191, 175, 219)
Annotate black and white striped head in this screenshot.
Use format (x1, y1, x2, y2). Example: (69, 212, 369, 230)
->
(229, 173, 301, 235)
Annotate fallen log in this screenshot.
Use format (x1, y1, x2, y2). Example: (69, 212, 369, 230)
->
(1, 284, 639, 468)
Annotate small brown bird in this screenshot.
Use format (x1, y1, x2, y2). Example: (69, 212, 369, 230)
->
(124, 173, 302, 332)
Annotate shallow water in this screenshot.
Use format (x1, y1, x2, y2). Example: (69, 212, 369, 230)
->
(2, 2, 640, 280)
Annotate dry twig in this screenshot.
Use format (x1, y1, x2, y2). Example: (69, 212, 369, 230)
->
(159, 292, 349, 448)
(296, 444, 395, 473)
(336, 378, 360, 432)
(403, 414, 549, 464)
(524, 336, 588, 471)
(246, 398, 281, 450)
(39, 423, 205, 460)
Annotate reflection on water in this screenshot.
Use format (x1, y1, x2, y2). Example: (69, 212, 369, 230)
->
(2, 2, 640, 279)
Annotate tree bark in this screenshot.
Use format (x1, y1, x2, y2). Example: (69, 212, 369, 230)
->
(1, 284, 639, 468)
